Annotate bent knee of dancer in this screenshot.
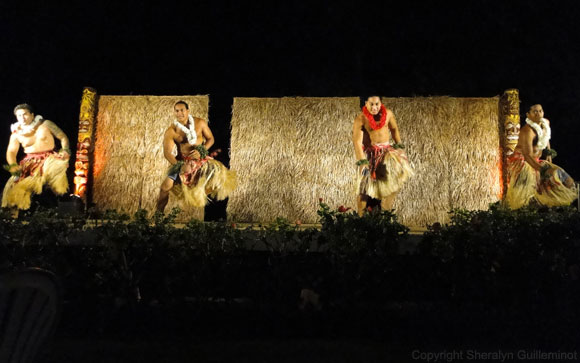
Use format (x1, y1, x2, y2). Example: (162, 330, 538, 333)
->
(160, 179, 175, 193)
(556, 169, 575, 188)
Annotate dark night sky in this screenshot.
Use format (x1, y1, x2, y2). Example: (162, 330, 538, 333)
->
(1, 1, 579, 212)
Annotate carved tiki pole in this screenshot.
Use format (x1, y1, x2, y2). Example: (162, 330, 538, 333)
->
(73, 87, 98, 200)
(500, 89, 520, 155)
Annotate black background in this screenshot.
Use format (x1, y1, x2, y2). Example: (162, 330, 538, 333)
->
(1, 1, 579, 217)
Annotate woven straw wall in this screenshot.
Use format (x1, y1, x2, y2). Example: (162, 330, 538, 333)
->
(385, 97, 502, 226)
(227, 97, 360, 223)
(227, 96, 501, 226)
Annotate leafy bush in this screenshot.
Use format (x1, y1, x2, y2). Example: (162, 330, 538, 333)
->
(2, 202, 580, 323)
(419, 203, 580, 312)
(315, 200, 410, 304)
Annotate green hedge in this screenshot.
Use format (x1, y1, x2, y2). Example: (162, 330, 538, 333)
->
(2, 203, 580, 318)
(419, 204, 580, 312)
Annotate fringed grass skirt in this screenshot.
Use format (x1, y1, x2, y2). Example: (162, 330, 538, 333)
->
(2, 151, 69, 210)
(504, 151, 577, 209)
(170, 157, 237, 208)
(359, 143, 414, 199)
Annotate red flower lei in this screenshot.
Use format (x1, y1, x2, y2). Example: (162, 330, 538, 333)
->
(362, 104, 387, 130)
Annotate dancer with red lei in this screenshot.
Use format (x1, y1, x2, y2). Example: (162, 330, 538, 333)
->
(352, 96, 414, 215)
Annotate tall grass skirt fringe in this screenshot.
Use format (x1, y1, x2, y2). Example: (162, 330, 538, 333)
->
(359, 143, 414, 199)
(170, 157, 237, 208)
(2, 151, 69, 210)
(503, 150, 577, 209)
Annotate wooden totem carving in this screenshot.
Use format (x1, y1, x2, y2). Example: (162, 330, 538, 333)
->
(74, 87, 98, 199)
(500, 89, 520, 155)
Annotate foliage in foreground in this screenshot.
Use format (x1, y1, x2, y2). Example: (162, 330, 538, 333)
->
(1, 203, 580, 322)
(419, 203, 580, 310)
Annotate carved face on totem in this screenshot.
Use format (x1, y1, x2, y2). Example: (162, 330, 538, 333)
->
(79, 119, 90, 133)
(365, 96, 382, 115)
(505, 121, 520, 141)
(502, 92, 520, 115)
(75, 161, 88, 172)
(76, 138, 91, 155)
(80, 102, 91, 121)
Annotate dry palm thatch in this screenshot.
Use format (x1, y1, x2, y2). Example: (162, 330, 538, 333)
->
(91, 95, 209, 220)
(228, 96, 502, 227)
(227, 97, 360, 223)
(385, 97, 502, 226)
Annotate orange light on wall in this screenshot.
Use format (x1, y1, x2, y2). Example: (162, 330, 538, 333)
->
(497, 147, 504, 200)
(73, 87, 98, 199)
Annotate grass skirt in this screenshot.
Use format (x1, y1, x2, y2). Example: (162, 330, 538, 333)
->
(504, 151, 577, 209)
(2, 151, 69, 210)
(359, 143, 414, 199)
(170, 157, 237, 208)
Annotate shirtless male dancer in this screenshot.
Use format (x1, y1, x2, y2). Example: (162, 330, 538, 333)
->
(352, 96, 413, 215)
(156, 101, 236, 213)
(503, 103, 576, 209)
(2, 103, 70, 211)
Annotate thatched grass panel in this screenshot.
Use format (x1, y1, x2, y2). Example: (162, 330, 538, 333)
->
(385, 97, 501, 226)
(92, 96, 148, 214)
(228, 97, 360, 223)
(384, 98, 453, 225)
(447, 99, 501, 210)
(229, 96, 501, 226)
(227, 98, 297, 222)
(92, 95, 208, 220)
(291, 98, 361, 222)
